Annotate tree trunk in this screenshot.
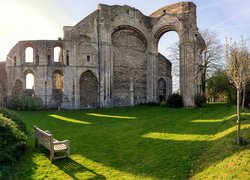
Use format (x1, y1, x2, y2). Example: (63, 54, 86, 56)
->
(242, 84, 246, 110)
(202, 68, 206, 95)
(236, 89, 241, 145)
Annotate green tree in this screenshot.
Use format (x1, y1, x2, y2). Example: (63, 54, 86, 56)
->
(206, 68, 235, 103)
(201, 29, 224, 95)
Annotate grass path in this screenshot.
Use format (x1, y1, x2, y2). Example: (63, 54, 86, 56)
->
(7, 104, 250, 179)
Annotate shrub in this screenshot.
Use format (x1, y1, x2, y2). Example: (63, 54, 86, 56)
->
(195, 94, 206, 108)
(9, 95, 43, 111)
(167, 94, 184, 108)
(139, 102, 159, 106)
(0, 114, 27, 166)
(0, 108, 27, 134)
(160, 101, 167, 107)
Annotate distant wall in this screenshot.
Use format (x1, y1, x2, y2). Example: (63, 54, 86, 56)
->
(0, 62, 7, 107)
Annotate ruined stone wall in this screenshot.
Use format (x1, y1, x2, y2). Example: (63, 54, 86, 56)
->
(157, 54, 172, 102)
(6, 40, 74, 109)
(0, 62, 7, 107)
(150, 2, 196, 17)
(112, 28, 147, 106)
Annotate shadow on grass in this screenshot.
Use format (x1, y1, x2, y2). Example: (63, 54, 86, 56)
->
(53, 158, 106, 180)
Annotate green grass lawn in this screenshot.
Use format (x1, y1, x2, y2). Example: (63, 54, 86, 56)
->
(7, 104, 250, 179)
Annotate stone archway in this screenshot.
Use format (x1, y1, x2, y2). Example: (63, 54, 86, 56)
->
(79, 70, 98, 109)
(12, 79, 23, 98)
(111, 26, 147, 107)
(50, 70, 64, 108)
(150, 2, 205, 106)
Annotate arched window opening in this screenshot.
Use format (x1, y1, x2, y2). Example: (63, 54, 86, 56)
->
(158, 31, 179, 93)
(54, 46, 62, 62)
(87, 55, 90, 62)
(48, 55, 51, 65)
(66, 50, 69, 65)
(26, 73, 34, 89)
(53, 71, 63, 90)
(36, 54, 39, 65)
(25, 47, 33, 63)
(79, 70, 98, 108)
(36, 50, 39, 65)
(47, 49, 51, 65)
(158, 78, 166, 102)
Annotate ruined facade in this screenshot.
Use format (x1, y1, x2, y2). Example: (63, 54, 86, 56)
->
(5, 2, 204, 109)
(0, 62, 7, 107)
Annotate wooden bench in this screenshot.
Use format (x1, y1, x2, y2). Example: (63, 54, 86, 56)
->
(34, 125, 70, 161)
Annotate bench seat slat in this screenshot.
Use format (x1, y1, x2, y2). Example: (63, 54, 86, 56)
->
(54, 144, 67, 151)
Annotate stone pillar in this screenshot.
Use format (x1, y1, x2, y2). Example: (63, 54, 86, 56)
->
(147, 53, 157, 103)
(129, 68, 134, 106)
(73, 42, 80, 109)
(180, 40, 200, 107)
(99, 42, 112, 108)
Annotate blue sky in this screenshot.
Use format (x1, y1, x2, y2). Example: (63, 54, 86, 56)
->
(1, 0, 250, 61)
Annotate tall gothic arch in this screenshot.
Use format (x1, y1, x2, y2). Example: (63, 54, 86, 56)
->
(150, 3, 205, 106)
(111, 26, 148, 107)
(79, 70, 99, 109)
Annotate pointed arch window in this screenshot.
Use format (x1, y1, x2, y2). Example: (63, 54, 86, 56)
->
(87, 55, 90, 62)
(25, 47, 33, 62)
(54, 46, 62, 62)
(53, 71, 64, 90)
(158, 78, 166, 102)
(26, 73, 34, 89)
(66, 50, 69, 65)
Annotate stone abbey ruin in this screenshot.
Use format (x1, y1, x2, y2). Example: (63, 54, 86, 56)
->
(1, 2, 205, 109)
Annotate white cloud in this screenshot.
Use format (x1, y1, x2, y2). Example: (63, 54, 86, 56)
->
(0, 0, 73, 61)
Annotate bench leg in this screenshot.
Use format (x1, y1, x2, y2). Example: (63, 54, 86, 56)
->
(50, 152, 54, 161)
(67, 147, 70, 158)
(35, 138, 38, 148)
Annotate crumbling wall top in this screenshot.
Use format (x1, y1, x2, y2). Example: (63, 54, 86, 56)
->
(150, 2, 196, 17)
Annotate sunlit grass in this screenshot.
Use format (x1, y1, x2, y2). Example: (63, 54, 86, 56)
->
(48, 114, 92, 124)
(143, 124, 250, 142)
(192, 112, 250, 123)
(191, 119, 224, 123)
(30, 153, 149, 179)
(86, 113, 137, 119)
(224, 112, 250, 121)
(191, 148, 250, 179)
(68, 155, 152, 179)
(210, 124, 250, 141)
(142, 132, 211, 141)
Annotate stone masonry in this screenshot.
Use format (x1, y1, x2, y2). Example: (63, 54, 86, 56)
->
(5, 2, 205, 109)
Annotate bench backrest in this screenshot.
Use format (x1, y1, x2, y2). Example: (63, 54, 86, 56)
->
(34, 126, 53, 150)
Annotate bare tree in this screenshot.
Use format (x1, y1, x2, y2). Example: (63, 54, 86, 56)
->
(167, 42, 179, 93)
(226, 37, 250, 145)
(166, 29, 223, 94)
(201, 29, 223, 94)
